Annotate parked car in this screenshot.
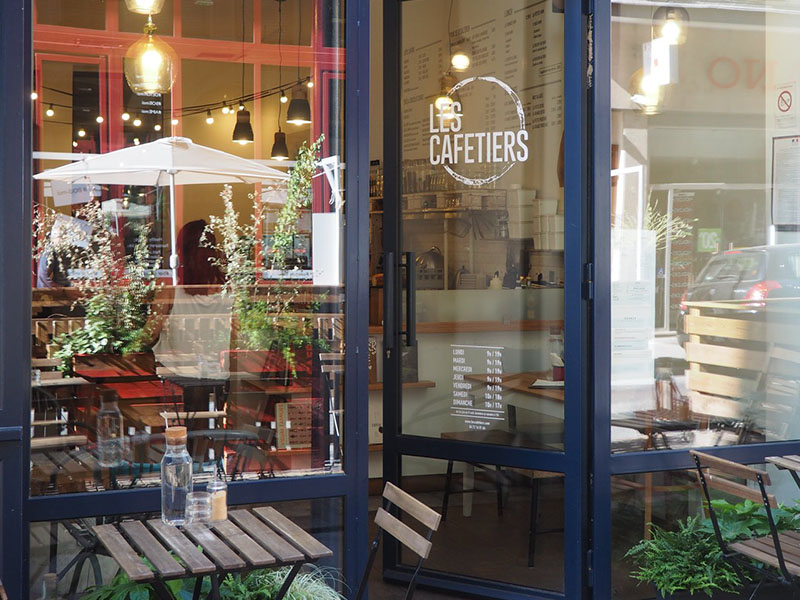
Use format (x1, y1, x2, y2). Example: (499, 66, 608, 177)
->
(678, 244, 800, 346)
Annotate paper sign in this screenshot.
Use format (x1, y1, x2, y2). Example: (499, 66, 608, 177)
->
(772, 135, 800, 226)
(50, 181, 93, 207)
(775, 83, 797, 130)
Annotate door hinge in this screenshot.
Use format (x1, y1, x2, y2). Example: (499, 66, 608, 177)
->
(586, 548, 594, 587)
(583, 262, 594, 300)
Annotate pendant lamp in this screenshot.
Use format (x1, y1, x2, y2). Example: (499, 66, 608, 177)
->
(124, 17, 176, 95)
(271, 130, 289, 160)
(286, 85, 311, 125)
(434, 73, 459, 111)
(125, 0, 166, 15)
(233, 109, 255, 144)
(652, 5, 690, 45)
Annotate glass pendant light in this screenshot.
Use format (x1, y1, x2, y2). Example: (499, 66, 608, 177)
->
(434, 73, 458, 111)
(124, 0, 166, 15)
(652, 6, 690, 45)
(124, 17, 176, 95)
(286, 84, 311, 125)
(233, 108, 255, 144)
(271, 130, 289, 160)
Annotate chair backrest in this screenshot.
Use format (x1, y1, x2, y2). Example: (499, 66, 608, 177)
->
(690, 450, 777, 508)
(375, 482, 442, 560)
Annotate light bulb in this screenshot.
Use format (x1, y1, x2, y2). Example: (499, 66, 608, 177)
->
(45, 105, 55, 117)
(640, 74, 659, 96)
(307, 80, 314, 89)
(72, 141, 78, 148)
(661, 20, 681, 44)
(280, 90, 288, 104)
(205, 110, 214, 124)
(77, 128, 86, 138)
(124, 0, 166, 15)
(154, 123, 162, 131)
(124, 21, 176, 95)
(96, 115, 104, 124)
(133, 137, 140, 145)
(451, 50, 470, 71)
(122, 112, 131, 121)
(238, 103, 245, 111)
(434, 94, 453, 111)
(133, 118, 142, 127)
(171, 118, 179, 125)
(222, 104, 230, 114)
(30, 91, 38, 100)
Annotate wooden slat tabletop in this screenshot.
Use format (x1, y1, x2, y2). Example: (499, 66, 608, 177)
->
(212, 520, 276, 567)
(120, 521, 185, 578)
(183, 524, 246, 571)
(93, 525, 154, 582)
(147, 520, 216, 575)
(228, 510, 304, 563)
(253, 507, 333, 560)
(767, 455, 800, 471)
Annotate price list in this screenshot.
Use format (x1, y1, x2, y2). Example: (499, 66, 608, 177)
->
(451, 344, 505, 432)
(401, 40, 445, 158)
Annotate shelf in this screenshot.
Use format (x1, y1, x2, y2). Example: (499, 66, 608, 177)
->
(369, 207, 506, 217)
(368, 319, 563, 335)
(368, 380, 436, 391)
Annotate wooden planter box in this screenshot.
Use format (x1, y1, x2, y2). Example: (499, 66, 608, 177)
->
(222, 346, 313, 386)
(73, 352, 156, 381)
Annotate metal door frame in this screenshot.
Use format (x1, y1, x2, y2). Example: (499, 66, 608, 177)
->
(0, 0, 371, 597)
(382, 1, 593, 598)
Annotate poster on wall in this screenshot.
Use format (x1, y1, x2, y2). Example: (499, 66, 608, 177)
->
(771, 135, 800, 226)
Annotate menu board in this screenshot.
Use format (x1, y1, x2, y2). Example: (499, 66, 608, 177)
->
(451, 343, 505, 431)
(401, 0, 564, 196)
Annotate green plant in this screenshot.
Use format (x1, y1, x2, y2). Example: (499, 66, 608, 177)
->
(220, 566, 346, 600)
(699, 499, 800, 542)
(625, 516, 743, 597)
(34, 200, 160, 374)
(201, 136, 328, 377)
(81, 569, 182, 600)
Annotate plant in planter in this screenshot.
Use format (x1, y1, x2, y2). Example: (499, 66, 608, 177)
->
(34, 200, 160, 375)
(625, 516, 743, 598)
(202, 136, 327, 381)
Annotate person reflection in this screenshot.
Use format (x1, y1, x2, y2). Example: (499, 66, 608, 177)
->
(150, 219, 233, 378)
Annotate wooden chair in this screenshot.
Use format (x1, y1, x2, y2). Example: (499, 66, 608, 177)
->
(354, 482, 442, 600)
(690, 450, 800, 597)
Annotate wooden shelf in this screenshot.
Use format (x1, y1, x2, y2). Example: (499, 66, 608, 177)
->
(368, 319, 563, 335)
(368, 380, 436, 391)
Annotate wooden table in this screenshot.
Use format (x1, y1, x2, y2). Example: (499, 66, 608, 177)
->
(92, 506, 333, 600)
(767, 454, 800, 491)
(465, 372, 565, 403)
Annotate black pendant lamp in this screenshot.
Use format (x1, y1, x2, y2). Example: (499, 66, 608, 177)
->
(271, 130, 289, 160)
(286, 85, 311, 125)
(233, 109, 254, 144)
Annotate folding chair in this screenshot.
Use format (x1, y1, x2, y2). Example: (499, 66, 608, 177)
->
(354, 482, 442, 600)
(691, 450, 800, 598)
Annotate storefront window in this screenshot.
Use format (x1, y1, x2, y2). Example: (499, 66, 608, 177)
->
(31, 0, 347, 496)
(610, 2, 800, 452)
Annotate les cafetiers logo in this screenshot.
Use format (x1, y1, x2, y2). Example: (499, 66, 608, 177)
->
(428, 76, 529, 186)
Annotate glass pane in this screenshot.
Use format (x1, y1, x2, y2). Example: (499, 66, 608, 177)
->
(393, 456, 564, 593)
(611, 466, 800, 599)
(32, 0, 346, 495)
(390, 0, 565, 449)
(29, 497, 343, 597)
(262, 0, 312, 46)
(181, 0, 254, 42)
(36, 0, 106, 29)
(610, 2, 800, 452)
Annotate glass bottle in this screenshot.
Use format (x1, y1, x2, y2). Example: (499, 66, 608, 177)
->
(97, 390, 124, 468)
(41, 573, 58, 600)
(161, 426, 193, 526)
(207, 472, 228, 523)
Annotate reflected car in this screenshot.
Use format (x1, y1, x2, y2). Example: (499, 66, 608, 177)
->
(678, 244, 800, 346)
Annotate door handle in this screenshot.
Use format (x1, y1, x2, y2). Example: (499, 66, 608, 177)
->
(404, 252, 416, 347)
(384, 251, 395, 359)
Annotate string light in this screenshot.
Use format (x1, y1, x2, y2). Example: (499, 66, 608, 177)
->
(222, 103, 231, 114)
(280, 90, 287, 104)
(205, 110, 214, 124)
(45, 105, 55, 117)
(154, 123, 162, 131)
(133, 137, 141, 145)
(77, 128, 86, 138)
(133, 117, 142, 127)
(171, 118, 179, 125)
(307, 80, 314, 89)
(96, 115, 104, 124)
(30, 91, 38, 100)
(122, 112, 131, 121)
(72, 141, 78, 148)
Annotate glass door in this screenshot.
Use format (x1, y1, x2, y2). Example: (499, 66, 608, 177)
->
(380, 1, 590, 598)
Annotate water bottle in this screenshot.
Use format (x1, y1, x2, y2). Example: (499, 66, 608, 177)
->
(97, 390, 124, 467)
(161, 426, 193, 526)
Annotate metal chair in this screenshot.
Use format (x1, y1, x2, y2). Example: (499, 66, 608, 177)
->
(691, 450, 800, 599)
(354, 482, 442, 600)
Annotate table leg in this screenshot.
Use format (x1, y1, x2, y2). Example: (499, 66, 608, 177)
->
(150, 579, 174, 600)
(209, 572, 222, 600)
(462, 463, 475, 517)
(275, 562, 303, 600)
(192, 576, 204, 600)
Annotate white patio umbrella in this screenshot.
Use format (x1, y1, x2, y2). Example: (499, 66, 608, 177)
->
(34, 136, 288, 284)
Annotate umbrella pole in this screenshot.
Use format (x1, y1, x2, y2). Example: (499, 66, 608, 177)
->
(168, 172, 178, 285)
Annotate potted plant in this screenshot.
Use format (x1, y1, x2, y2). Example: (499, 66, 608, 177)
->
(625, 516, 743, 598)
(34, 200, 160, 377)
(203, 137, 327, 385)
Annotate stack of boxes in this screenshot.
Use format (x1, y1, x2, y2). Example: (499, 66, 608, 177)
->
(507, 189, 564, 249)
